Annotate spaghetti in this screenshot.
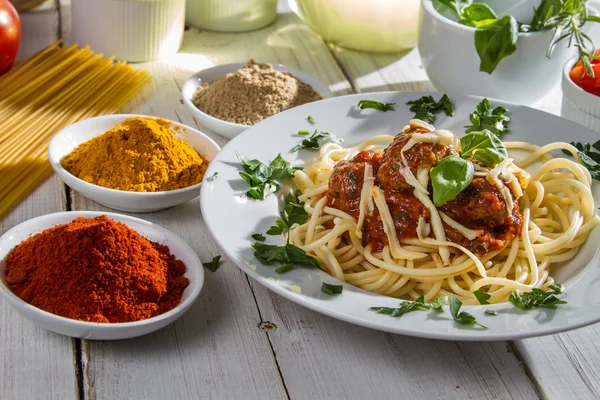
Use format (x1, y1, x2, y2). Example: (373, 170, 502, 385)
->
(0, 43, 151, 218)
(290, 120, 600, 305)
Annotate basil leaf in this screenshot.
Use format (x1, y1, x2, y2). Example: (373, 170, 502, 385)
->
(430, 156, 474, 206)
(321, 282, 343, 295)
(460, 3, 498, 28)
(357, 100, 395, 111)
(475, 15, 519, 74)
(460, 129, 507, 166)
(433, 0, 472, 16)
(251, 233, 266, 242)
(473, 289, 491, 305)
(202, 255, 222, 272)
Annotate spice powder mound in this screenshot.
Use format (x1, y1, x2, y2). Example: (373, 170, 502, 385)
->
(5, 216, 190, 323)
(192, 60, 322, 125)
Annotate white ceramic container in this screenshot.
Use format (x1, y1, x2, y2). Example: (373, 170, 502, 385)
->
(186, 0, 277, 32)
(181, 63, 333, 140)
(418, 0, 596, 105)
(48, 114, 220, 212)
(71, 0, 185, 62)
(561, 57, 600, 132)
(0, 211, 204, 340)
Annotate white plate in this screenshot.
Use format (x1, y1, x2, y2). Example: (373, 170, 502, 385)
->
(182, 63, 333, 140)
(0, 211, 204, 340)
(200, 91, 600, 341)
(48, 114, 221, 213)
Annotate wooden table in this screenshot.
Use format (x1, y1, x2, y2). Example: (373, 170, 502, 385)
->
(3, 3, 600, 399)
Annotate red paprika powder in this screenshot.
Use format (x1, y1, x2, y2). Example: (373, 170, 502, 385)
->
(5, 215, 189, 323)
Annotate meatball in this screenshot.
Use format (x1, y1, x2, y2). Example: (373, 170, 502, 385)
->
(327, 151, 380, 216)
(377, 129, 455, 191)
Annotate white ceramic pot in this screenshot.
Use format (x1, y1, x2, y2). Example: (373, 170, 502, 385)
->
(561, 57, 600, 132)
(418, 0, 596, 105)
(186, 0, 277, 32)
(71, 0, 185, 62)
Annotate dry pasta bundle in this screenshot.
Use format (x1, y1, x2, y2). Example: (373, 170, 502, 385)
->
(0, 42, 151, 218)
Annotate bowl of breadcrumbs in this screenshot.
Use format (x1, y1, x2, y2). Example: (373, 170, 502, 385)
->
(182, 60, 332, 139)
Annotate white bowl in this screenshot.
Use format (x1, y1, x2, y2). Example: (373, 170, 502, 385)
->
(0, 211, 204, 340)
(418, 0, 595, 105)
(48, 114, 221, 213)
(561, 57, 600, 132)
(182, 63, 333, 140)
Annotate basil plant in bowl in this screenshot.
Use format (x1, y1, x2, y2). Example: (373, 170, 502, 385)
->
(418, 0, 600, 105)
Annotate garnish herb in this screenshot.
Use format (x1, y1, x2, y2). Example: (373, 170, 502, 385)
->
(252, 242, 319, 268)
(266, 190, 309, 239)
(307, 115, 316, 124)
(370, 295, 431, 317)
(251, 233, 266, 242)
(473, 289, 491, 305)
(202, 255, 222, 272)
(357, 100, 396, 112)
(430, 296, 449, 312)
(460, 129, 508, 165)
(562, 140, 600, 181)
(292, 130, 343, 152)
(449, 296, 486, 328)
(276, 263, 294, 274)
(430, 156, 474, 206)
(321, 282, 343, 295)
(406, 94, 455, 124)
(207, 172, 219, 181)
(298, 130, 311, 136)
(508, 284, 567, 310)
(465, 98, 510, 137)
(237, 152, 300, 200)
(475, 15, 519, 74)
(485, 309, 498, 316)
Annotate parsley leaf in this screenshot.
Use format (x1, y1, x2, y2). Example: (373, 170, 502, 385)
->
(276, 263, 294, 274)
(202, 255, 222, 272)
(321, 282, 343, 295)
(267, 190, 309, 238)
(465, 98, 510, 137)
(430, 296, 449, 312)
(508, 284, 567, 310)
(267, 219, 288, 235)
(449, 296, 486, 328)
(292, 130, 343, 152)
(206, 172, 218, 181)
(473, 289, 491, 305)
(307, 115, 316, 124)
(485, 309, 498, 316)
(370, 295, 431, 318)
(237, 152, 300, 200)
(562, 141, 600, 181)
(251, 233, 266, 242)
(406, 94, 455, 124)
(252, 242, 319, 268)
(357, 100, 395, 111)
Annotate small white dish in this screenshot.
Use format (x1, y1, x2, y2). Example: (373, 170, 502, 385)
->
(0, 211, 204, 340)
(48, 114, 221, 213)
(418, 0, 597, 105)
(561, 57, 600, 132)
(182, 62, 333, 140)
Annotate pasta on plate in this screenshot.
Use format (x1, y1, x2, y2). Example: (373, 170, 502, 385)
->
(289, 119, 600, 305)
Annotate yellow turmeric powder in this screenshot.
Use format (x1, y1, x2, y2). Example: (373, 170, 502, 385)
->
(61, 117, 208, 192)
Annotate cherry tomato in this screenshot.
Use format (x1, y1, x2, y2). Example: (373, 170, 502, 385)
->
(0, 0, 21, 76)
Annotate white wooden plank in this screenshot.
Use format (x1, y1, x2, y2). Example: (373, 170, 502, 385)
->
(0, 175, 77, 400)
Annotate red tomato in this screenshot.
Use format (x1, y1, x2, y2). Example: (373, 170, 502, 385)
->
(570, 62, 600, 94)
(0, 0, 21, 75)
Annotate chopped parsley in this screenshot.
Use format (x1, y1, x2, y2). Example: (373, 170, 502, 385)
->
(370, 295, 431, 318)
(202, 255, 222, 272)
(357, 100, 396, 112)
(252, 242, 319, 268)
(292, 130, 342, 152)
(430, 296, 449, 312)
(406, 94, 454, 124)
(508, 284, 567, 310)
(465, 98, 510, 137)
(473, 289, 491, 305)
(562, 140, 600, 181)
(321, 282, 343, 295)
(266, 190, 309, 238)
(237, 152, 300, 200)
(206, 172, 219, 181)
(449, 296, 486, 328)
(485, 309, 498, 316)
(276, 263, 295, 274)
(251, 233, 266, 242)
(307, 115, 316, 124)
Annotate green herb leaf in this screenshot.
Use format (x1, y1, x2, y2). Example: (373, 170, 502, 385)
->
(508, 284, 567, 310)
(269, 154, 300, 180)
(460, 3, 498, 28)
(266, 219, 288, 235)
(292, 131, 343, 152)
(321, 282, 343, 295)
(298, 130, 310, 135)
(357, 100, 395, 112)
(202, 255, 222, 272)
(370, 295, 431, 318)
(473, 289, 491, 305)
(252, 243, 320, 268)
(530, 0, 563, 31)
(449, 296, 486, 328)
(433, 0, 472, 16)
(465, 98, 510, 137)
(237, 152, 300, 200)
(562, 141, 600, 181)
(430, 296, 449, 312)
(406, 94, 455, 124)
(485, 309, 498, 316)
(475, 15, 519, 74)
(460, 129, 508, 166)
(307, 115, 316, 124)
(206, 172, 219, 181)
(430, 156, 474, 206)
(251, 233, 266, 242)
(276, 263, 294, 274)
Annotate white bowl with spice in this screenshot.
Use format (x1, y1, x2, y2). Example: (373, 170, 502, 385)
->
(182, 61, 333, 139)
(0, 211, 204, 340)
(48, 115, 221, 212)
